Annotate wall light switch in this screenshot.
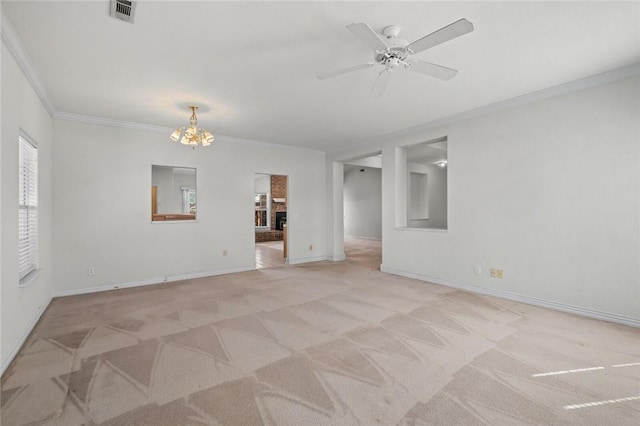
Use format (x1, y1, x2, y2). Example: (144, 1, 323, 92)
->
(490, 268, 496, 278)
(474, 266, 482, 275)
(496, 269, 504, 279)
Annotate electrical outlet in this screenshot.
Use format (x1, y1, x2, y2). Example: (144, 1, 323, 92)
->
(474, 266, 482, 275)
(222, 249, 228, 256)
(496, 269, 504, 279)
(490, 268, 496, 278)
(309, 244, 313, 251)
(88, 267, 95, 276)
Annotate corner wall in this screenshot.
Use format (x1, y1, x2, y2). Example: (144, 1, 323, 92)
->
(1, 42, 54, 373)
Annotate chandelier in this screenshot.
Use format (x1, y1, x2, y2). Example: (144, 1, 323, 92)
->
(169, 106, 214, 147)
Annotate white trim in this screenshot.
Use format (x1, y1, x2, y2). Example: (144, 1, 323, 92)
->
(165, 267, 255, 283)
(393, 226, 448, 233)
(53, 112, 325, 153)
(380, 265, 640, 329)
(331, 63, 640, 155)
(345, 235, 382, 241)
(18, 268, 40, 289)
(1, 294, 52, 376)
(151, 220, 198, 224)
(215, 134, 323, 153)
(328, 254, 346, 262)
(54, 112, 173, 134)
(287, 255, 329, 265)
(1, 9, 56, 116)
(52, 267, 255, 298)
(3, 4, 639, 157)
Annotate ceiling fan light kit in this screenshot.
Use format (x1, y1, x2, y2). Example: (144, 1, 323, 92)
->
(318, 19, 474, 97)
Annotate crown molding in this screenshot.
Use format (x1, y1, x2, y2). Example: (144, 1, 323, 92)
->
(5, 2, 636, 156)
(330, 62, 640, 156)
(1, 8, 56, 116)
(2, 8, 320, 154)
(54, 111, 325, 153)
(54, 111, 174, 134)
(214, 134, 325, 153)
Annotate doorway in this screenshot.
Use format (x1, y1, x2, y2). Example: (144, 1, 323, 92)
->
(342, 153, 383, 268)
(254, 173, 288, 269)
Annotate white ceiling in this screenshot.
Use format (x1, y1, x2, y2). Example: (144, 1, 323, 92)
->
(4, 1, 640, 153)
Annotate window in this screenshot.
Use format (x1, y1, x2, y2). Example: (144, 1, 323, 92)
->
(181, 187, 196, 214)
(255, 193, 269, 227)
(18, 136, 38, 281)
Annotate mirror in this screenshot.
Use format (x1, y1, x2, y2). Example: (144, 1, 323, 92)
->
(151, 165, 196, 221)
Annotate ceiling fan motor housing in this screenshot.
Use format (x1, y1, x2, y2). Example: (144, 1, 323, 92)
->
(382, 25, 401, 38)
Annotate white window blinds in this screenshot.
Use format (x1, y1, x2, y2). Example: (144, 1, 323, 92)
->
(18, 136, 38, 281)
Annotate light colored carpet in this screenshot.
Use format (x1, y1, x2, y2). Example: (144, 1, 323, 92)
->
(2, 238, 639, 425)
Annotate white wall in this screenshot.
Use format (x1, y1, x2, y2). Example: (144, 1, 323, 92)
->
(326, 161, 345, 261)
(254, 174, 270, 193)
(1, 43, 54, 372)
(52, 120, 326, 294)
(344, 166, 382, 239)
(407, 163, 447, 229)
(379, 74, 640, 322)
(424, 165, 447, 229)
(152, 166, 173, 213)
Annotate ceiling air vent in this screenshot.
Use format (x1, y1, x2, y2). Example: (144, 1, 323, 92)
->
(109, 0, 136, 23)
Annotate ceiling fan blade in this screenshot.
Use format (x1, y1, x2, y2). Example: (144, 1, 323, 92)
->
(409, 60, 458, 80)
(371, 70, 391, 97)
(406, 19, 474, 54)
(347, 23, 389, 52)
(317, 63, 376, 80)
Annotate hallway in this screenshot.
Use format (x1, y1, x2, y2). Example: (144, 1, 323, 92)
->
(255, 241, 286, 269)
(256, 237, 382, 270)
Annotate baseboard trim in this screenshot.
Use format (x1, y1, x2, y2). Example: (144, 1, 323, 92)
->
(344, 235, 382, 241)
(1, 294, 53, 376)
(166, 267, 255, 283)
(380, 265, 640, 328)
(328, 254, 346, 262)
(53, 267, 255, 298)
(288, 255, 330, 265)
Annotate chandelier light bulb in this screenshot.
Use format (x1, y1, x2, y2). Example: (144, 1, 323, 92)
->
(169, 106, 215, 148)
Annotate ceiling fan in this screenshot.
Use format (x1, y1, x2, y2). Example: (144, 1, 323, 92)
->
(318, 19, 474, 97)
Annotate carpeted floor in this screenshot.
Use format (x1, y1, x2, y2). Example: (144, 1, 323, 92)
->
(1, 237, 639, 425)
